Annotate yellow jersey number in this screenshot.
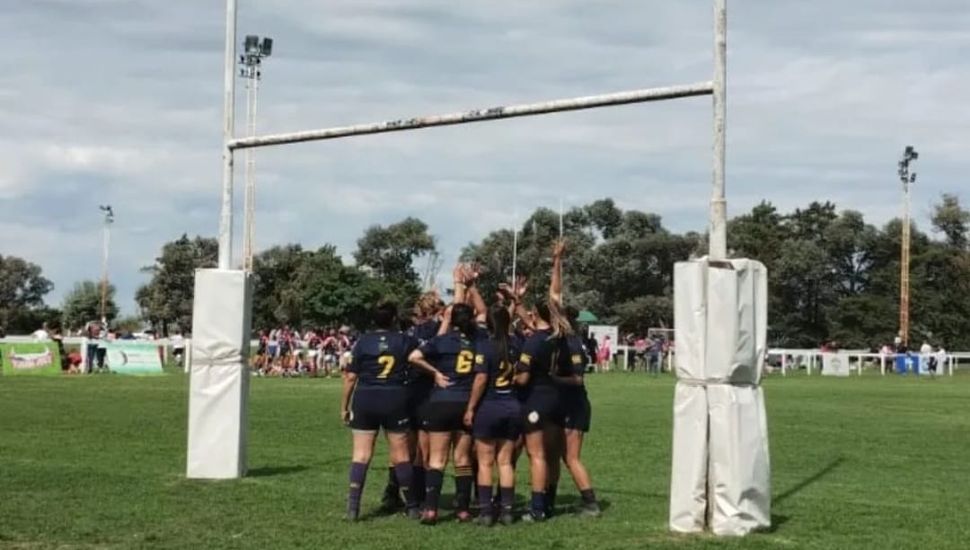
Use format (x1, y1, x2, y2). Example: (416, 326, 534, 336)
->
(377, 355, 395, 379)
(455, 350, 475, 374)
(495, 361, 513, 388)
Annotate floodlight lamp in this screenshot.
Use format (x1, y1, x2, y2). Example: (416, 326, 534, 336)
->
(910, 174, 917, 183)
(911, 151, 918, 160)
(261, 37, 273, 56)
(245, 35, 259, 54)
(904, 145, 914, 156)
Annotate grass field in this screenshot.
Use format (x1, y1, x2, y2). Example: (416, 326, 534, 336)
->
(1, 371, 969, 549)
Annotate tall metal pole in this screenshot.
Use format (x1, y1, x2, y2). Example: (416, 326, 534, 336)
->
(900, 184, 911, 346)
(217, 0, 237, 270)
(100, 215, 111, 324)
(709, 0, 727, 261)
(242, 72, 259, 271)
(897, 146, 917, 347)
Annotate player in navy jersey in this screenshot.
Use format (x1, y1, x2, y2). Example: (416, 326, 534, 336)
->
(514, 240, 577, 522)
(554, 307, 602, 517)
(408, 302, 479, 525)
(464, 304, 522, 526)
(340, 302, 420, 521)
(379, 292, 442, 512)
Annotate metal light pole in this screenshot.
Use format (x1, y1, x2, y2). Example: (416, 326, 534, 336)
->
(99, 205, 114, 324)
(217, 0, 237, 270)
(898, 145, 918, 347)
(239, 34, 273, 271)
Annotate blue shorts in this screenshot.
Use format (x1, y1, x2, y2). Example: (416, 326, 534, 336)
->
(519, 386, 562, 433)
(473, 398, 522, 441)
(350, 388, 410, 433)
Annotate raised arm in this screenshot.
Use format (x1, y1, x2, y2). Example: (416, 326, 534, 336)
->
(467, 284, 488, 325)
(550, 239, 565, 305)
(452, 263, 468, 305)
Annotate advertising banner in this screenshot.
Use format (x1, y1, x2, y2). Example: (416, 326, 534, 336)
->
(1, 342, 61, 376)
(104, 340, 164, 375)
(822, 352, 851, 377)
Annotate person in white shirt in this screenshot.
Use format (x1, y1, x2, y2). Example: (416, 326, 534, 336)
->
(31, 323, 50, 342)
(171, 330, 186, 366)
(919, 341, 933, 374)
(933, 346, 947, 376)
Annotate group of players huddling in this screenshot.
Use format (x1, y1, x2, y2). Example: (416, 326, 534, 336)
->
(340, 240, 600, 526)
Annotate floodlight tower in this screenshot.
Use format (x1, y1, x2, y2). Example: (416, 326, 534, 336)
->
(98, 205, 114, 324)
(897, 145, 918, 347)
(238, 34, 273, 271)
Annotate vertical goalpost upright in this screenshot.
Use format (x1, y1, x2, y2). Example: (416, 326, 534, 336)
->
(187, 0, 771, 536)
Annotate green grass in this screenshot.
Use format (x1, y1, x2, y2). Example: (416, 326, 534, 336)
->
(1, 372, 969, 549)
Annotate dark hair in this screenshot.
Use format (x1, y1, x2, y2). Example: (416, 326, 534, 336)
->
(374, 301, 398, 330)
(451, 303, 477, 338)
(535, 302, 552, 324)
(565, 305, 580, 332)
(487, 304, 511, 366)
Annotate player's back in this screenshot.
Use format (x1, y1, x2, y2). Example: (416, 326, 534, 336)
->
(350, 331, 415, 389)
(423, 329, 477, 400)
(477, 335, 521, 400)
(557, 333, 589, 396)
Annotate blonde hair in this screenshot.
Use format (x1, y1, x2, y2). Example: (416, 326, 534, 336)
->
(546, 298, 573, 339)
(413, 292, 440, 320)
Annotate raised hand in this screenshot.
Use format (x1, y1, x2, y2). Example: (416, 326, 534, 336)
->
(553, 238, 566, 259)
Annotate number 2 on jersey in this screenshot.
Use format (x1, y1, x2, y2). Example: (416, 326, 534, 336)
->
(495, 361, 512, 388)
(377, 355, 395, 379)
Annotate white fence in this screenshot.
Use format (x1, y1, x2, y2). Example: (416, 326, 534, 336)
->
(766, 349, 967, 377)
(608, 345, 967, 377)
(4, 337, 967, 377)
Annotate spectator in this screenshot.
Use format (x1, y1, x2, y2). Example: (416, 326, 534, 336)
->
(596, 335, 612, 372)
(583, 333, 598, 372)
(649, 337, 663, 375)
(171, 330, 186, 366)
(32, 322, 51, 341)
(634, 336, 648, 372)
(84, 321, 101, 374)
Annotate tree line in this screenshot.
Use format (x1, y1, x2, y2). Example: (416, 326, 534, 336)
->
(2, 196, 968, 349)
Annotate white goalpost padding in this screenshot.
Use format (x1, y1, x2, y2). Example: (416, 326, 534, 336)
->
(670, 259, 771, 536)
(187, 269, 253, 479)
(190, 0, 771, 537)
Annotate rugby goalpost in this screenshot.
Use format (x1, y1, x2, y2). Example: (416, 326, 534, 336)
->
(187, 0, 770, 537)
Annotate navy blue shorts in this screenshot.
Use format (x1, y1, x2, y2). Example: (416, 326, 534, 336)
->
(349, 388, 410, 433)
(407, 381, 433, 429)
(473, 398, 522, 441)
(420, 399, 469, 433)
(520, 387, 562, 433)
(560, 391, 591, 432)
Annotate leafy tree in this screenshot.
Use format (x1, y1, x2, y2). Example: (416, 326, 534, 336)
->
(0, 254, 53, 331)
(113, 315, 144, 334)
(62, 280, 118, 331)
(251, 244, 311, 329)
(354, 217, 436, 306)
(931, 194, 969, 249)
(137, 235, 217, 335)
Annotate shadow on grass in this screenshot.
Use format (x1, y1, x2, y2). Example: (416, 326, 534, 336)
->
(247, 465, 309, 477)
(774, 456, 845, 505)
(764, 514, 790, 533)
(554, 495, 614, 515)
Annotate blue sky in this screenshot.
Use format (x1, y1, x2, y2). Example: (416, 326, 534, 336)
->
(1, 1, 968, 314)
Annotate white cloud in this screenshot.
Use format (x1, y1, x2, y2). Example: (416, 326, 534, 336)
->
(1, 1, 967, 315)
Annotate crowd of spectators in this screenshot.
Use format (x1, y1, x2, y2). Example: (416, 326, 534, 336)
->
(252, 326, 357, 377)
